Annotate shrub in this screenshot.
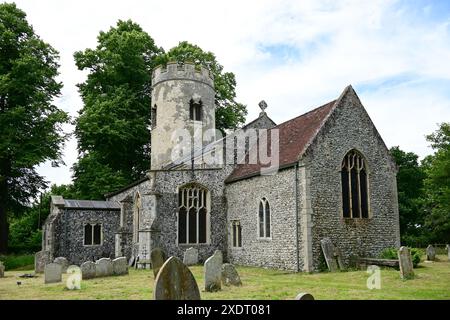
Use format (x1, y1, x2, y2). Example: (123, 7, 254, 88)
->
(380, 247, 421, 268)
(0, 254, 35, 271)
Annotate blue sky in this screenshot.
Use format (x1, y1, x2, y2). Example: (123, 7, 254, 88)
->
(9, 0, 450, 187)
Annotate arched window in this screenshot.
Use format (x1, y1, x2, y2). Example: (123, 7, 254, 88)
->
(178, 184, 208, 244)
(258, 198, 271, 238)
(133, 193, 141, 243)
(189, 99, 203, 121)
(152, 104, 157, 128)
(341, 150, 369, 218)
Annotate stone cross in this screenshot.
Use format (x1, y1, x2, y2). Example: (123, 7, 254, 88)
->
(258, 100, 268, 112)
(426, 245, 436, 261)
(44, 263, 62, 284)
(204, 250, 223, 292)
(153, 256, 201, 300)
(397, 246, 414, 279)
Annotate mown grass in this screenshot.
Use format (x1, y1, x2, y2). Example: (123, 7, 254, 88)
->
(0, 255, 449, 300)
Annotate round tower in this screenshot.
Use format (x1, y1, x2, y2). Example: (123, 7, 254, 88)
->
(150, 62, 215, 170)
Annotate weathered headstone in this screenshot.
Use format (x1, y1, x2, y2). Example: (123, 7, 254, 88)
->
(153, 256, 201, 300)
(53, 257, 69, 273)
(447, 244, 450, 261)
(426, 245, 436, 261)
(66, 265, 81, 290)
(183, 247, 199, 266)
(113, 257, 128, 275)
(295, 292, 315, 300)
(34, 250, 51, 273)
(150, 248, 167, 278)
(0, 261, 4, 278)
(320, 238, 344, 272)
(398, 246, 414, 279)
(128, 256, 135, 267)
(44, 263, 62, 284)
(80, 261, 96, 279)
(95, 258, 113, 277)
(221, 263, 242, 286)
(204, 250, 223, 292)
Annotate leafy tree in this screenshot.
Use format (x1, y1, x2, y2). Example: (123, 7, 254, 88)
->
(0, 3, 68, 253)
(390, 147, 426, 245)
(422, 123, 450, 243)
(73, 20, 162, 198)
(157, 41, 247, 133)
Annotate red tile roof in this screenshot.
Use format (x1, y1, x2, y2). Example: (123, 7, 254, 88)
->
(225, 99, 337, 183)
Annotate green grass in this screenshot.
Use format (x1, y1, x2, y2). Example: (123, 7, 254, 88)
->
(0, 255, 449, 300)
(0, 254, 34, 271)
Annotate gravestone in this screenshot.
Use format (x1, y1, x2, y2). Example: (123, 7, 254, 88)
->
(81, 261, 96, 279)
(66, 265, 81, 290)
(398, 246, 414, 279)
(447, 245, 450, 261)
(0, 261, 4, 278)
(320, 238, 344, 272)
(44, 263, 62, 284)
(53, 257, 69, 273)
(34, 250, 51, 273)
(295, 292, 315, 300)
(151, 248, 167, 278)
(153, 256, 201, 300)
(426, 245, 436, 261)
(113, 257, 128, 275)
(183, 247, 199, 266)
(221, 263, 242, 286)
(204, 250, 223, 292)
(128, 256, 135, 267)
(95, 258, 113, 277)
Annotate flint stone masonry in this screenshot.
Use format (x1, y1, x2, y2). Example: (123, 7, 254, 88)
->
(95, 258, 113, 277)
(34, 250, 51, 273)
(44, 263, 62, 284)
(113, 257, 128, 275)
(398, 246, 414, 279)
(204, 250, 223, 292)
(426, 245, 436, 261)
(153, 256, 201, 300)
(53, 257, 69, 273)
(151, 248, 167, 278)
(81, 261, 96, 279)
(221, 263, 242, 286)
(183, 247, 199, 266)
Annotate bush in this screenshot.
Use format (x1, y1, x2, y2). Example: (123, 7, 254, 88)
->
(380, 247, 421, 268)
(0, 254, 35, 271)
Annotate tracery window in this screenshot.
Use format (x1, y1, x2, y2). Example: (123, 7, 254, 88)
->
(258, 198, 271, 238)
(341, 149, 369, 218)
(178, 184, 208, 244)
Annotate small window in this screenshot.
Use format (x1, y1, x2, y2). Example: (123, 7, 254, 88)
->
(152, 105, 157, 127)
(258, 198, 271, 238)
(84, 223, 102, 246)
(231, 220, 242, 248)
(189, 99, 203, 121)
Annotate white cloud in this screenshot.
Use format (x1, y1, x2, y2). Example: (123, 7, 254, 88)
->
(10, 0, 450, 187)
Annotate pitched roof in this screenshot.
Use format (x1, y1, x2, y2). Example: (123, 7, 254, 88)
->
(63, 199, 121, 210)
(225, 98, 338, 183)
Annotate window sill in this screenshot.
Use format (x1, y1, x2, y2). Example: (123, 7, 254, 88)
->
(178, 243, 210, 247)
(257, 237, 272, 242)
(83, 244, 103, 247)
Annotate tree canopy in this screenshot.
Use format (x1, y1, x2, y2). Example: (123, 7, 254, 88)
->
(0, 3, 68, 253)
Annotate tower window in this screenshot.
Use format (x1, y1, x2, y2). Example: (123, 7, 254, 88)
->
(152, 105, 157, 128)
(341, 149, 370, 218)
(189, 99, 203, 121)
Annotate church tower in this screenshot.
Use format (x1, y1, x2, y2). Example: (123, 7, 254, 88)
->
(150, 62, 215, 170)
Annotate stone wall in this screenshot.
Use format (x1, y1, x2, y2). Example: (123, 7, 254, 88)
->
(226, 168, 301, 271)
(305, 88, 400, 270)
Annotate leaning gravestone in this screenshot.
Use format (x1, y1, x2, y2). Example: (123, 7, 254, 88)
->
(95, 258, 113, 277)
(80, 261, 96, 279)
(113, 257, 128, 275)
(204, 250, 223, 292)
(44, 263, 62, 284)
(35, 250, 51, 273)
(426, 245, 436, 261)
(0, 261, 4, 278)
(151, 248, 167, 278)
(320, 238, 344, 272)
(398, 246, 414, 279)
(154, 256, 201, 300)
(295, 292, 315, 300)
(53, 257, 69, 273)
(221, 263, 242, 286)
(183, 247, 199, 266)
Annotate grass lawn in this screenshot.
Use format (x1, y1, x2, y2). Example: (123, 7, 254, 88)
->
(0, 255, 449, 300)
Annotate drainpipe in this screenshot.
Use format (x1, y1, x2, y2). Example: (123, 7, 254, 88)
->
(294, 162, 300, 272)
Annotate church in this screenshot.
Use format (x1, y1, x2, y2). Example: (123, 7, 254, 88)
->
(41, 62, 400, 272)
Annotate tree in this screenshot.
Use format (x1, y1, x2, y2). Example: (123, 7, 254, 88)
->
(157, 41, 247, 133)
(73, 20, 162, 198)
(0, 3, 69, 253)
(390, 146, 426, 245)
(422, 123, 450, 243)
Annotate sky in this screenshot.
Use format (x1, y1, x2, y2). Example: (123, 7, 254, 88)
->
(9, 0, 450, 187)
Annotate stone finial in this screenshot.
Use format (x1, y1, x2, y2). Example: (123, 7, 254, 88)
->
(258, 100, 268, 113)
